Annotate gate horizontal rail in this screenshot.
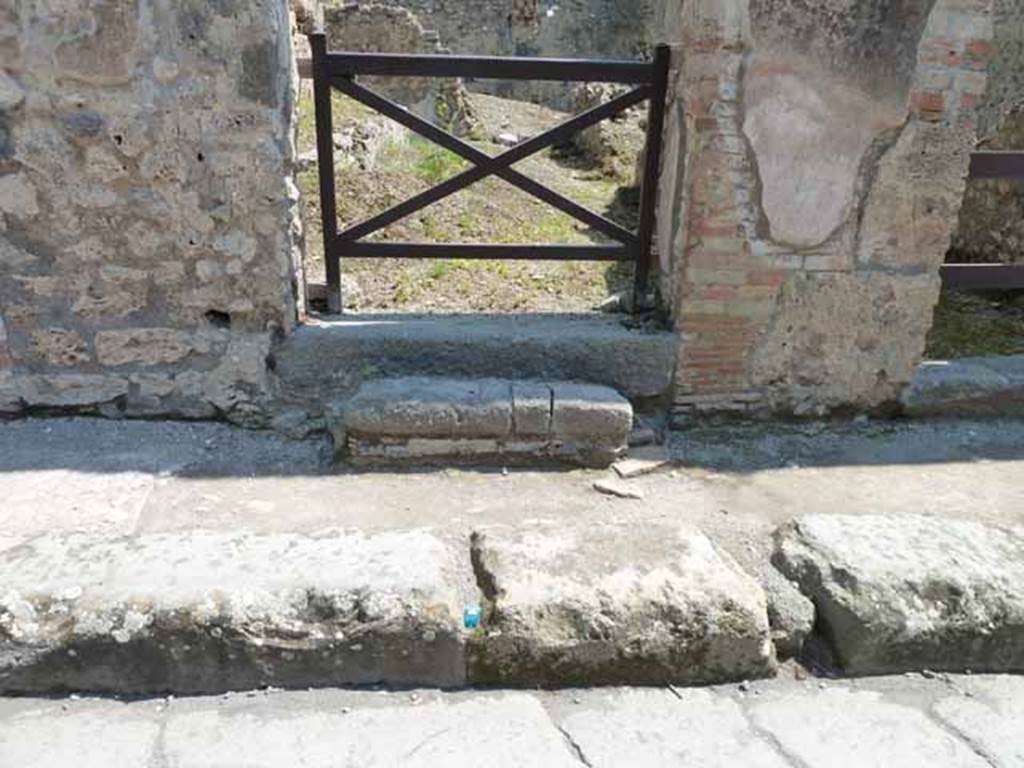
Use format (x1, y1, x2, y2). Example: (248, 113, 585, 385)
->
(307, 32, 671, 314)
(942, 151, 1024, 291)
(322, 52, 657, 84)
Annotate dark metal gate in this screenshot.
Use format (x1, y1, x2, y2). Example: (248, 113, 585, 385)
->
(307, 32, 671, 313)
(942, 152, 1024, 291)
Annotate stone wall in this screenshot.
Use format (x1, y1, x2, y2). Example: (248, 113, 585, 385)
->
(663, 0, 994, 418)
(949, 0, 1024, 264)
(322, 4, 480, 135)
(346, 0, 666, 109)
(0, 0, 301, 425)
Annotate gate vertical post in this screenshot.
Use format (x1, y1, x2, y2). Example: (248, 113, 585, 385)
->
(633, 44, 671, 312)
(309, 32, 342, 314)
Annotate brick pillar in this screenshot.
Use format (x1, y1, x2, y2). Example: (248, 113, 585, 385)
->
(671, 7, 787, 417)
(665, 0, 994, 421)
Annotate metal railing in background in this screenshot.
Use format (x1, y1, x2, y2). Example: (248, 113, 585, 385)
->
(942, 151, 1024, 290)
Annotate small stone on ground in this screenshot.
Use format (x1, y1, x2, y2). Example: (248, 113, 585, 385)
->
(593, 477, 644, 499)
(613, 444, 671, 478)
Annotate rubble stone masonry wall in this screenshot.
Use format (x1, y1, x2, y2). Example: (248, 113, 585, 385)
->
(664, 0, 995, 418)
(0, 0, 302, 425)
(355, 0, 667, 109)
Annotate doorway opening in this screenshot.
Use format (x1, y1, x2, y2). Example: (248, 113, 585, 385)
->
(291, 4, 666, 316)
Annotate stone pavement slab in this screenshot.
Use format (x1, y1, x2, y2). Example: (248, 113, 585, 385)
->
(468, 522, 774, 686)
(774, 514, 1024, 675)
(750, 687, 992, 767)
(0, 530, 473, 694)
(933, 675, 1024, 767)
(558, 688, 789, 767)
(2, 675, 1022, 768)
(161, 693, 581, 768)
(0, 700, 161, 768)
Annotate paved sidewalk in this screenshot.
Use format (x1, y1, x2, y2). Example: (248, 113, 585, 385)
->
(2, 416, 1023, 577)
(1, 417, 1023, 694)
(1, 674, 1020, 767)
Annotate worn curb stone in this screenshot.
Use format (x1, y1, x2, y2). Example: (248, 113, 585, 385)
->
(0, 531, 471, 695)
(468, 522, 776, 686)
(774, 514, 1024, 675)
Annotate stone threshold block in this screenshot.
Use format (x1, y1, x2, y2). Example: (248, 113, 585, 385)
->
(467, 522, 776, 686)
(774, 514, 1024, 676)
(902, 355, 1024, 418)
(275, 314, 678, 402)
(340, 377, 633, 467)
(0, 531, 473, 695)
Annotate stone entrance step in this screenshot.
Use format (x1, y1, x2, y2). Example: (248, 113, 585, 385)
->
(274, 314, 678, 405)
(338, 377, 633, 467)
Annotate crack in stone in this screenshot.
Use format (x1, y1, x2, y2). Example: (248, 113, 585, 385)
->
(469, 531, 500, 623)
(555, 723, 595, 768)
(923, 705, 1000, 768)
(734, 696, 816, 768)
(147, 709, 173, 768)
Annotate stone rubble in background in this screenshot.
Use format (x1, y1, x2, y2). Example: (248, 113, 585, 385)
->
(950, 0, 1024, 264)
(350, 0, 664, 110)
(322, 3, 481, 137)
(570, 81, 646, 179)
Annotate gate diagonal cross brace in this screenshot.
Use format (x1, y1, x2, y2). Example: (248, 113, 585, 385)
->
(332, 77, 650, 246)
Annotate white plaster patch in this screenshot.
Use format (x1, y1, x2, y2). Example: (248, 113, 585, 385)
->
(743, 55, 908, 247)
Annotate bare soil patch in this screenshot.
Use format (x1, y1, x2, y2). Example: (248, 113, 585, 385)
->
(296, 89, 643, 313)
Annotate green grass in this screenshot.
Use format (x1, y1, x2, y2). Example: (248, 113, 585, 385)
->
(392, 271, 417, 305)
(926, 291, 1024, 359)
(491, 212, 580, 245)
(410, 140, 468, 184)
(427, 261, 452, 281)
